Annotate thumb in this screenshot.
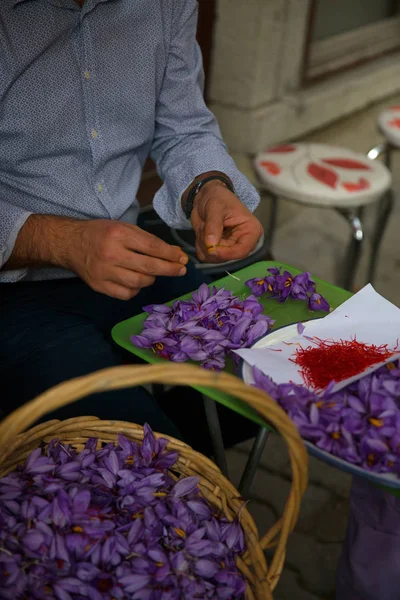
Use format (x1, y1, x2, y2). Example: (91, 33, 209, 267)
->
(204, 211, 224, 249)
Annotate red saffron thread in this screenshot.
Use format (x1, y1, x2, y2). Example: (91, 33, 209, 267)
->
(291, 338, 395, 390)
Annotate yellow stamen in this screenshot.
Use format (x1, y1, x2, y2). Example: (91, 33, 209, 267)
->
(256, 279, 265, 286)
(155, 562, 164, 568)
(315, 401, 324, 408)
(155, 342, 164, 351)
(174, 527, 186, 538)
(268, 283, 273, 292)
(284, 278, 292, 287)
(125, 456, 134, 465)
(369, 418, 384, 428)
(367, 453, 375, 466)
(331, 432, 340, 440)
(153, 492, 167, 497)
(387, 362, 396, 371)
(388, 460, 394, 468)
(72, 526, 83, 533)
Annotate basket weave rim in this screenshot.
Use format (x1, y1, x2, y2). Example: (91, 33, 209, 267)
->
(0, 363, 309, 600)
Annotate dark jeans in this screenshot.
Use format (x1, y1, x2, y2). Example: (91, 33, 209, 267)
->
(0, 264, 208, 438)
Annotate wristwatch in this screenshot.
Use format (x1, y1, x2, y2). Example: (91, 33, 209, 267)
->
(183, 174, 235, 220)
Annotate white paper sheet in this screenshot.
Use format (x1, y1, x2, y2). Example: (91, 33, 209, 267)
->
(235, 284, 400, 392)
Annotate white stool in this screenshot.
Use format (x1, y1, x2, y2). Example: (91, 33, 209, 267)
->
(366, 105, 400, 283)
(254, 143, 392, 290)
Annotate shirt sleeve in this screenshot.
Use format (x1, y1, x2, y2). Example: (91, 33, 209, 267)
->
(0, 199, 31, 280)
(150, 0, 260, 230)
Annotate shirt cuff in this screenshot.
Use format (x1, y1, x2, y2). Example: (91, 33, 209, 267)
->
(0, 209, 31, 282)
(152, 144, 260, 229)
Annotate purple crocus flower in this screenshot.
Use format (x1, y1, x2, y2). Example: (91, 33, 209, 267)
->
(291, 271, 315, 297)
(0, 425, 248, 599)
(244, 276, 275, 297)
(245, 267, 330, 313)
(132, 284, 273, 371)
(308, 292, 330, 312)
(274, 270, 295, 302)
(343, 393, 397, 438)
(252, 360, 400, 476)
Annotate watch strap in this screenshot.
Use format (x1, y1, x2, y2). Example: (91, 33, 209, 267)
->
(184, 174, 235, 220)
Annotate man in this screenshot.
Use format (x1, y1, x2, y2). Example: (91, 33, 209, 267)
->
(0, 0, 263, 435)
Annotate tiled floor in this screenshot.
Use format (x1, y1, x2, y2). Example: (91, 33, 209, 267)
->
(229, 93, 400, 598)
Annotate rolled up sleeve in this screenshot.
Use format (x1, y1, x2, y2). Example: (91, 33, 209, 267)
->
(0, 199, 31, 281)
(151, 0, 259, 229)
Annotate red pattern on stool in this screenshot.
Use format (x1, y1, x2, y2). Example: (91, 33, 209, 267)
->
(307, 162, 338, 189)
(378, 107, 400, 147)
(266, 144, 296, 153)
(260, 160, 280, 175)
(321, 158, 371, 170)
(342, 177, 370, 192)
(254, 143, 391, 208)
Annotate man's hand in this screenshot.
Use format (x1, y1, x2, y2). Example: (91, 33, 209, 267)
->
(68, 220, 188, 300)
(5, 215, 188, 300)
(190, 180, 263, 263)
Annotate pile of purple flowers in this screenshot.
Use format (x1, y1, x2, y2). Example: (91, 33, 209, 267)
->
(245, 267, 330, 312)
(0, 425, 246, 599)
(253, 361, 400, 475)
(132, 283, 274, 370)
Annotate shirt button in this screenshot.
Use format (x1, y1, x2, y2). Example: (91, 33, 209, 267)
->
(84, 71, 91, 80)
(97, 183, 104, 193)
(91, 129, 98, 139)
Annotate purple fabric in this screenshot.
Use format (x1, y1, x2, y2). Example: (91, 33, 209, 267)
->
(336, 477, 400, 600)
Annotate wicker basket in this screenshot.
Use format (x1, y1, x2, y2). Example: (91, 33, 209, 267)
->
(0, 363, 308, 600)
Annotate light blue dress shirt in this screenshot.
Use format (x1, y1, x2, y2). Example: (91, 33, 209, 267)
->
(0, 0, 259, 282)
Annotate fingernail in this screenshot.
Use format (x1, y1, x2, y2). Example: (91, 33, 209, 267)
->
(179, 254, 188, 265)
(179, 267, 187, 276)
(206, 236, 218, 246)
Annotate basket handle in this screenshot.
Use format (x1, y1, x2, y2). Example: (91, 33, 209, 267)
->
(0, 363, 308, 588)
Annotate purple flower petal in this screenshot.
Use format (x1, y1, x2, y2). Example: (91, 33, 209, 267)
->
(172, 477, 199, 499)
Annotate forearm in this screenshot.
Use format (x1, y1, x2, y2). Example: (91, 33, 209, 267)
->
(3, 214, 82, 271)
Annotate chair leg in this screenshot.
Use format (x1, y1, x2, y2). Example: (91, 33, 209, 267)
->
(202, 395, 229, 478)
(341, 209, 364, 291)
(367, 190, 394, 286)
(367, 142, 388, 162)
(385, 144, 393, 170)
(238, 426, 270, 497)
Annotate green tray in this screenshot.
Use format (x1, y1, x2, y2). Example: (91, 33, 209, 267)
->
(113, 261, 400, 496)
(112, 261, 351, 428)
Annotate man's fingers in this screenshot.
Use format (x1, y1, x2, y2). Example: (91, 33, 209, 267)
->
(203, 211, 224, 249)
(117, 251, 187, 278)
(124, 226, 188, 265)
(107, 267, 155, 290)
(209, 233, 259, 262)
(102, 282, 141, 301)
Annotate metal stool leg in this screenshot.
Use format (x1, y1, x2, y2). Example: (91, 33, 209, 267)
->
(340, 208, 364, 291)
(202, 395, 229, 478)
(367, 142, 388, 162)
(238, 426, 270, 497)
(367, 189, 394, 285)
(385, 144, 393, 170)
